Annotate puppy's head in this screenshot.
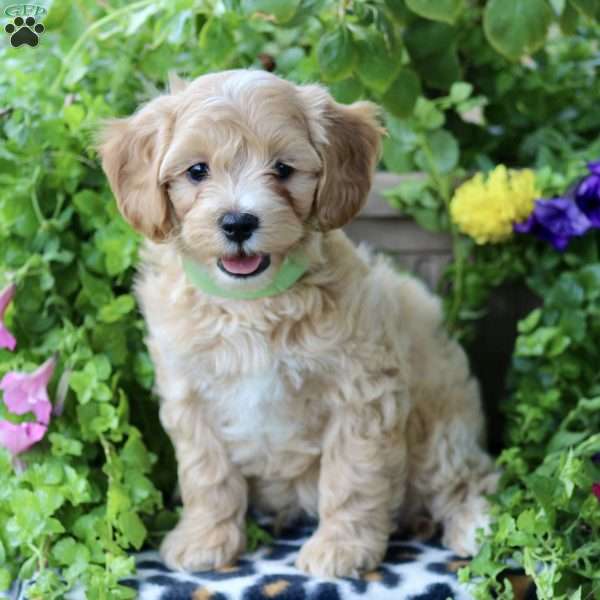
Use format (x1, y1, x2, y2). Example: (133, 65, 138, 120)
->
(100, 70, 381, 290)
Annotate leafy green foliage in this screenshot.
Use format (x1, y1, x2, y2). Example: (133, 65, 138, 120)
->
(424, 158, 600, 598)
(484, 0, 553, 60)
(0, 0, 598, 597)
(460, 256, 600, 600)
(317, 26, 356, 82)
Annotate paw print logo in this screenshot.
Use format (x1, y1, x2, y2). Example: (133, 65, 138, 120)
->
(5, 15, 44, 47)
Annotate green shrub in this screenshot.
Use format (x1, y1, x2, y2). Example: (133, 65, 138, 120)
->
(0, 0, 598, 598)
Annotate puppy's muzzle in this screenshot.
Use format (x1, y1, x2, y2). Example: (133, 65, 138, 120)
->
(219, 211, 260, 244)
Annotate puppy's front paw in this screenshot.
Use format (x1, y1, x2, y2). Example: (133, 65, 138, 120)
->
(296, 527, 382, 578)
(161, 519, 246, 572)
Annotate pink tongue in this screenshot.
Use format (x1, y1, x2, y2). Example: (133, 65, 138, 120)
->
(221, 255, 262, 275)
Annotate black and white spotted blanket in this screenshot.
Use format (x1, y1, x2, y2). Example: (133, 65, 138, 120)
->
(7, 520, 537, 600)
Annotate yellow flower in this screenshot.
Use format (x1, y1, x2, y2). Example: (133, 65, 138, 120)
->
(450, 166, 539, 244)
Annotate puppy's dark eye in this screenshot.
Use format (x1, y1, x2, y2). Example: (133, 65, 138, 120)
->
(187, 162, 209, 182)
(274, 161, 294, 180)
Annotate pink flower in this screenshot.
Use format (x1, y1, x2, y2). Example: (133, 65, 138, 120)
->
(0, 357, 55, 425)
(0, 421, 47, 456)
(593, 483, 600, 502)
(0, 284, 16, 351)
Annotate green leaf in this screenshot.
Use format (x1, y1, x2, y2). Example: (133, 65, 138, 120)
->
(121, 433, 153, 472)
(63, 105, 85, 131)
(246, 517, 273, 551)
(70, 370, 96, 404)
(199, 17, 236, 67)
(484, 0, 553, 60)
(242, 0, 301, 22)
(355, 32, 400, 94)
(329, 77, 364, 103)
(560, 1, 580, 31)
(518, 308, 542, 334)
(382, 138, 414, 173)
(97, 234, 137, 276)
(0, 568, 11, 592)
(98, 295, 136, 323)
(413, 97, 445, 129)
(405, 0, 464, 24)
(18, 556, 37, 581)
(449, 81, 473, 103)
(404, 19, 458, 59)
(384, 177, 429, 205)
(381, 69, 421, 118)
(417, 129, 459, 174)
(404, 20, 461, 89)
(118, 511, 147, 550)
(92, 323, 128, 366)
(547, 273, 584, 307)
(578, 264, 600, 299)
(317, 26, 356, 82)
(516, 327, 560, 357)
(79, 265, 114, 308)
(52, 537, 79, 565)
(107, 484, 131, 520)
(384, 0, 413, 23)
(569, 0, 600, 19)
(90, 354, 112, 380)
(275, 47, 305, 73)
(49, 433, 83, 457)
(125, 3, 161, 35)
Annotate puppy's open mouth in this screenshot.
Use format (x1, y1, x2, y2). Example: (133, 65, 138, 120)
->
(217, 254, 271, 278)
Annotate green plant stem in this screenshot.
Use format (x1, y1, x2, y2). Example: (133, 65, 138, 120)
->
(52, 192, 65, 220)
(30, 190, 45, 224)
(51, 0, 158, 93)
(99, 434, 114, 541)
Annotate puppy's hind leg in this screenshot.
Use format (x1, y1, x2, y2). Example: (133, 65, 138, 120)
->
(430, 432, 498, 557)
(408, 338, 499, 557)
(410, 386, 499, 557)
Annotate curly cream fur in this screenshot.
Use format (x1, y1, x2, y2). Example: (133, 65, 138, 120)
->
(100, 69, 497, 578)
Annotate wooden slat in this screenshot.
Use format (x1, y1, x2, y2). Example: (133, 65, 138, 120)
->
(344, 219, 452, 252)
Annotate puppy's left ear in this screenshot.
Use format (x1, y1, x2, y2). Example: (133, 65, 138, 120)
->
(297, 85, 383, 231)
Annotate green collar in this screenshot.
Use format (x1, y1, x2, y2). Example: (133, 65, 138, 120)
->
(182, 252, 309, 300)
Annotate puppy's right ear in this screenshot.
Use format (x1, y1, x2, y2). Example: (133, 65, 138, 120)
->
(99, 96, 175, 241)
(297, 85, 382, 232)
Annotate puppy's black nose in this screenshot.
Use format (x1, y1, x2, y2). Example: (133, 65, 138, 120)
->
(219, 212, 260, 243)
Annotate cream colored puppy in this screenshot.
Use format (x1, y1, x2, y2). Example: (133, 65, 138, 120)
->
(100, 69, 497, 578)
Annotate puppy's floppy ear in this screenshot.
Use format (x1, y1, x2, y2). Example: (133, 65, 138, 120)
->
(99, 96, 175, 241)
(297, 85, 383, 231)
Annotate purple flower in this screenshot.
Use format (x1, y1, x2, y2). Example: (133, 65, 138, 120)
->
(0, 357, 55, 425)
(0, 284, 16, 351)
(593, 483, 600, 502)
(0, 421, 47, 456)
(514, 197, 591, 251)
(575, 161, 600, 227)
